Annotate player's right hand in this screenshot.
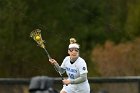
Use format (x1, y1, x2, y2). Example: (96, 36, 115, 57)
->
(49, 59, 57, 65)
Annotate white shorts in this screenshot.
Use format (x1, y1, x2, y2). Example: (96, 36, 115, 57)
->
(61, 81, 90, 93)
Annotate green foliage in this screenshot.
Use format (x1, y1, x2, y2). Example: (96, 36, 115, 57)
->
(0, 0, 140, 77)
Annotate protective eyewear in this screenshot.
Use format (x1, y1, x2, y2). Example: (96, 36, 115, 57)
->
(69, 48, 79, 52)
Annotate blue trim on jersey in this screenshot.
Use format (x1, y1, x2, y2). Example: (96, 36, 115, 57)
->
(66, 67, 77, 73)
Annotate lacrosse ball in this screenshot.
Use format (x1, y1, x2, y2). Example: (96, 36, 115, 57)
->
(35, 36, 40, 40)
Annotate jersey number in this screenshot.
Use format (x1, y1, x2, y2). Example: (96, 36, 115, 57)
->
(69, 73, 74, 79)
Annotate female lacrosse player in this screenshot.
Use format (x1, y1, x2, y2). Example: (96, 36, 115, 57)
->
(49, 38, 90, 93)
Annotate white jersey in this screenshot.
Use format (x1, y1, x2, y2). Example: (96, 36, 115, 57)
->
(61, 56, 90, 93)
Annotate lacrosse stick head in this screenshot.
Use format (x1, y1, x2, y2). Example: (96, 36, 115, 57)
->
(30, 29, 45, 48)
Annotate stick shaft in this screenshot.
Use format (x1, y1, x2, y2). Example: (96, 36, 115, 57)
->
(43, 48, 64, 80)
(53, 66, 64, 80)
(43, 47, 67, 85)
(53, 66, 68, 85)
(43, 48, 52, 59)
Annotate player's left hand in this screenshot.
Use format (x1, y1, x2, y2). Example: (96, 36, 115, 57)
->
(62, 79, 71, 85)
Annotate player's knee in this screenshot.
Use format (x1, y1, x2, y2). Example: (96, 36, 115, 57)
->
(60, 90, 67, 93)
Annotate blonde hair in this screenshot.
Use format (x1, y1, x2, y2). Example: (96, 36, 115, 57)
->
(69, 38, 80, 49)
(70, 38, 77, 44)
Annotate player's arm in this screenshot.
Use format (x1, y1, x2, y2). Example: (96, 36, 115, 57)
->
(70, 73, 87, 84)
(54, 63, 65, 74)
(49, 59, 66, 74)
(70, 58, 88, 84)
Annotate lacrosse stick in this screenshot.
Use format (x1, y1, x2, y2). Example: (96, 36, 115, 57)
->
(30, 29, 64, 80)
(30, 29, 51, 59)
